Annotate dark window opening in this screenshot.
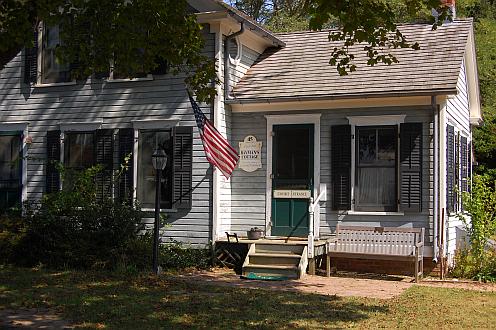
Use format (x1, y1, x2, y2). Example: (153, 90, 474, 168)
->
(0, 133, 22, 211)
(137, 130, 173, 209)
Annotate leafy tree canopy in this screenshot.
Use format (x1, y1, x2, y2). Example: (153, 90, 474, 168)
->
(0, 0, 217, 102)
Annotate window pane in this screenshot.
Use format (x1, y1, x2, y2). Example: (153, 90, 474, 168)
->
(42, 25, 71, 84)
(65, 133, 94, 169)
(358, 128, 376, 164)
(0, 135, 20, 180)
(0, 134, 21, 209)
(357, 167, 396, 209)
(137, 130, 172, 209)
(377, 128, 396, 165)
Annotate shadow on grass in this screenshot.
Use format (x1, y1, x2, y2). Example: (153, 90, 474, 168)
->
(0, 266, 388, 329)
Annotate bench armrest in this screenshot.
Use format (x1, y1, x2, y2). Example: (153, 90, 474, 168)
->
(415, 241, 424, 248)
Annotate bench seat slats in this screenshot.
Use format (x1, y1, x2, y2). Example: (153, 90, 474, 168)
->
(327, 224, 425, 282)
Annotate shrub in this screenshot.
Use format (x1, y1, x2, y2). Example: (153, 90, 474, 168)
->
(0, 211, 26, 264)
(454, 174, 496, 281)
(5, 166, 212, 272)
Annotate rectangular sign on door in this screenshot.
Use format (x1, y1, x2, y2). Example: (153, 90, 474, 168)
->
(273, 190, 311, 199)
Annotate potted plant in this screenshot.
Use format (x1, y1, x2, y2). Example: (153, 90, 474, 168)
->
(247, 227, 264, 240)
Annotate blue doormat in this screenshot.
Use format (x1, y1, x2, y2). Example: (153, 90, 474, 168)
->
(242, 272, 289, 281)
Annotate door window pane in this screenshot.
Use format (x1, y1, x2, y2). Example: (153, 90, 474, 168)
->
(137, 130, 172, 209)
(273, 125, 312, 190)
(356, 126, 397, 211)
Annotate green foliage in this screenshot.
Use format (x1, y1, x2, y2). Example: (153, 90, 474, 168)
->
(0, 165, 211, 271)
(0, 0, 218, 103)
(455, 174, 496, 280)
(0, 211, 26, 264)
(15, 167, 143, 269)
(451, 248, 496, 282)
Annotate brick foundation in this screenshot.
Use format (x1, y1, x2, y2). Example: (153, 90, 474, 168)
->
(326, 257, 438, 277)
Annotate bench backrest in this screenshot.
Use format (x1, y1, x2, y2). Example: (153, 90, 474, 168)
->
(330, 225, 425, 256)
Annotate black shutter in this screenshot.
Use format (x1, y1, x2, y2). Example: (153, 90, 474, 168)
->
(446, 125, 455, 213)
(331, 125, 351, 210)
(460, 136, 468, 193)
(24, 27, 38, 84)
(46, 130, 61, 193)
(468, 140, 472, 192)
(118, 128, 134, 204)
(172, 126, 193, 209)
(460, 136, 468, 210)
(399, 123, 423, 212)
(95, 129, 114, 201)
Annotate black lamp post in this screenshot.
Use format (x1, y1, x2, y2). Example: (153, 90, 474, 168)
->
(151, 148, 168, 275)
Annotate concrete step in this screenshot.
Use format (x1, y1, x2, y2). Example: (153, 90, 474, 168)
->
(254, 244, 304, 255)
(248, 253, 301, 266)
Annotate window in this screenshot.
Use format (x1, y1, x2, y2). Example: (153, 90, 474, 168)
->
(40, 24, 72, 84)
(0, 133, 22, 210)
(45, 126, 192, 208)
(137, 130, 173, 209)
(63, 132, 95, 190)
(355, 126, 397, 212)
(331, 121, 422, 213)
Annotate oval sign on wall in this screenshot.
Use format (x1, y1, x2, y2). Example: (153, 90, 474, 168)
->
(239, 135, 262, 172)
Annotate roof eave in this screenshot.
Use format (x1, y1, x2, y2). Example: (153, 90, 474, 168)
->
(225, 89, 457, 105)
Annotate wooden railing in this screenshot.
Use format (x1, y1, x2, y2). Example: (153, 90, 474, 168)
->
(307, 189, 326, 258)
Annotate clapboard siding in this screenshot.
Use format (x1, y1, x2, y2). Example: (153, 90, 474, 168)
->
(0, 25, 215, 247)
(230, 106, 434, 247)
(446, 60, 471, 134)
(219, 43, 261, 235)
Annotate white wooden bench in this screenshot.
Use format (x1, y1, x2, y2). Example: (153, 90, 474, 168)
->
(326, 225, 425, 282)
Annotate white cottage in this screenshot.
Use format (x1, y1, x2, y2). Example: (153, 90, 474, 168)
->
(0, 0, 481, 278)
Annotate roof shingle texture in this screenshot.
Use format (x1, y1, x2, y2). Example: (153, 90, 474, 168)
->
(231, 19, 472, 102)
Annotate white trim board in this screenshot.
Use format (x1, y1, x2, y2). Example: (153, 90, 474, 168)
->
(265, 114, 321, 237)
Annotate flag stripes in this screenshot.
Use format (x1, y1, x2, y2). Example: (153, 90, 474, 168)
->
(188, 92, 239, 179)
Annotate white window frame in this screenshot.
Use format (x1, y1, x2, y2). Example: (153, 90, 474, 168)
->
(132, 119, 180, 212)
(36, 22, 77, 87)
(346, 115, 406, 216)
(0, 122, 29, 205)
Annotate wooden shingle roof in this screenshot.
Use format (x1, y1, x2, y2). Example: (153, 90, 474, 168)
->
(229, 19, 473, 103)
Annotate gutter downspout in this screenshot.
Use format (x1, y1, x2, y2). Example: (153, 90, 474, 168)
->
(433, 95, 439, 263)
(224, 22, 244, 99)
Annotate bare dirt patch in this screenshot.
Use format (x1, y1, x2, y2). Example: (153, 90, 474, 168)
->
(178, 268, 496, 299)
(0, 308, 74, 329)
(177, 268, 414, 299)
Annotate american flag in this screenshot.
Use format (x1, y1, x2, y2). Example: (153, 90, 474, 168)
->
(188, 92, 239, 179)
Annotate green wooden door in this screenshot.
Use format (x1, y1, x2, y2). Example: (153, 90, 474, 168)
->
(271, 124, 314, 237)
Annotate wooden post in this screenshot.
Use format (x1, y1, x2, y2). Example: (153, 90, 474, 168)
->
(309, 258, 316, 275)
(326, 254, 331, 277)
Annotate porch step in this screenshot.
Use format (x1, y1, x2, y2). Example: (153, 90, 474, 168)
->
(242, 242, 308, 280)
(248, 253, 301, 266)
(255, 244, 304, 255)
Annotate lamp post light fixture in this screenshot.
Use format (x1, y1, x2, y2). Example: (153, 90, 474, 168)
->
(151, 148, 168, 275)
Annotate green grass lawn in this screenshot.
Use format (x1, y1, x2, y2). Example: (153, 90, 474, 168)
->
(1, 265, 495, 329)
